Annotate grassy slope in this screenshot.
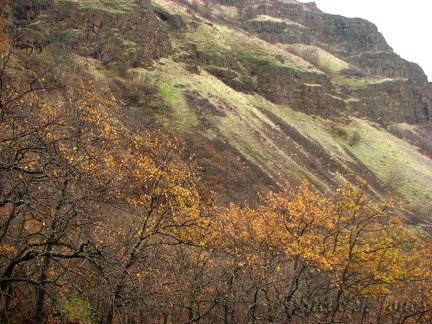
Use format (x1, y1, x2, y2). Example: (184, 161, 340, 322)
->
(72, 0, 431, 220)
(347, 119, 432, 210)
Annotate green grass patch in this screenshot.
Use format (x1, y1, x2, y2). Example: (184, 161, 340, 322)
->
(184, 18, 312, 74)
(345, 119, 432, 212)
(63, 298, 96, 323)
(285, 44, 349, 74)
(133, 61, 201, 130)
(160, 83, 176, 101)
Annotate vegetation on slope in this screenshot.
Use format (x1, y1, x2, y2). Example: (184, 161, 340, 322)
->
(1, 42, 432, 319)
(1, 0, 432, 322)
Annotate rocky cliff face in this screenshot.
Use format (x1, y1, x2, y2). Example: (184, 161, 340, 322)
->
(237, 0, 391, 54)
(209, 0, 431, 125)
(350, 79, 430, 124)
(256, 64, 346, 116)
(6, 0, 172, 67)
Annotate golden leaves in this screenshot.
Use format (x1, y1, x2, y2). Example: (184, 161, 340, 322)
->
(209, 178, 432, 316)
(0, 22, 10, 57)
(0, 243, 17, 254)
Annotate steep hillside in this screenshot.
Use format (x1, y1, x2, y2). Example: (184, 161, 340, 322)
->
(3, 1, 432, 322)
(2, 0, 431, 222)
(152, 0, 432, 222)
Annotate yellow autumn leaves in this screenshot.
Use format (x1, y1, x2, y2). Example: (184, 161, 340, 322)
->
(204, 181, 432, 322)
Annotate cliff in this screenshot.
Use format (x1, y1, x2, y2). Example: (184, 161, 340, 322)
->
(223, 0, 431, 124)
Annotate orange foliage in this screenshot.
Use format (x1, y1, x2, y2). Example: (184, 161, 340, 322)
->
(209, 181, 432, 322)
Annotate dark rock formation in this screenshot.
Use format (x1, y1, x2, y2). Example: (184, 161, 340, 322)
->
(237, 0, 390, 54)
(209, 0, 431, 125)
(256, 64, 345, 116)
(348, 52, 428, 82)
(4, 0, 172, 67)
(351, 80, 431, 124)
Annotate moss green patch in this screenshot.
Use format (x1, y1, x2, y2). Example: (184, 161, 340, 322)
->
(63, 298, 96, 323)
(160, 83, 175, 99)
(185, 19, 313, 74)
(59, 0, 137, 14)
(188, 24, 232, 55)
(132, 61, 201, 130)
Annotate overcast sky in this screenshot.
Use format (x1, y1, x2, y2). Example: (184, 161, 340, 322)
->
(297, 0, 431, 81)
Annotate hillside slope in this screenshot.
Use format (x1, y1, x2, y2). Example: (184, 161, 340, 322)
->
(2, 0, 431, 223)
(152, 0, 432, 222)
(4, 1, 432, 322)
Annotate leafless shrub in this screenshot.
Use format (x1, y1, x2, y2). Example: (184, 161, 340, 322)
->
(349, 131, 361, 146)
(382, 167, 405, 191)
(303, 47, 319, 63)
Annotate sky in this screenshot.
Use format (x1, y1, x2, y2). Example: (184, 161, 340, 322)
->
(297, 0, 432, 81)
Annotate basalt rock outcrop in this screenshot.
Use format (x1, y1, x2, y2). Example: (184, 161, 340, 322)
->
(209, 0, 431, 125)
(256, 65, 346, 116)
(4, 0, 172, 67)
(350, 79, 430, 124)
(246, 1, 390, 53)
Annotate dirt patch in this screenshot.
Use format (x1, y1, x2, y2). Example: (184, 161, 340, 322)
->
(258, 108, 341, 189)
(184, 132, 278, 207)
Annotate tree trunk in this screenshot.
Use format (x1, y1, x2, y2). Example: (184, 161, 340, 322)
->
(34, 255, 50, 324)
